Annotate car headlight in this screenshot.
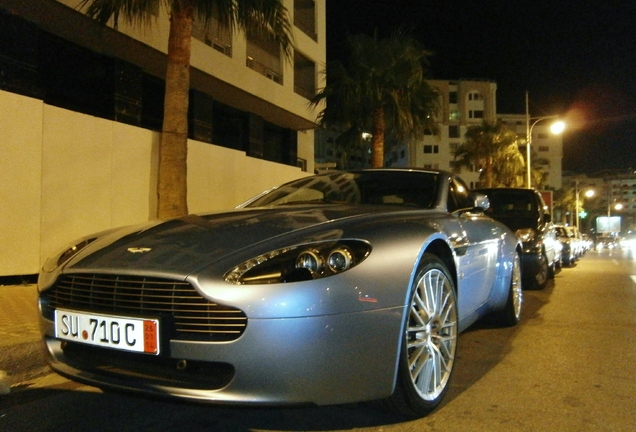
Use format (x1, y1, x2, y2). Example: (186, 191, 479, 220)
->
(224, 240, 371, 285)
(515, 228, 537, 243)
(42, 237, 97, 273)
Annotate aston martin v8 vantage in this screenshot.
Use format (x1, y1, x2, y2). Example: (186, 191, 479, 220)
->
(38, 169, 523, 417)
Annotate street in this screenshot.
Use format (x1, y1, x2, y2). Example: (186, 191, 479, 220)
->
(1, 248, 635, 431)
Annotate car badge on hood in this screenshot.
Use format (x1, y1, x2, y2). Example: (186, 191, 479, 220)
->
(127, 247, 152, 254)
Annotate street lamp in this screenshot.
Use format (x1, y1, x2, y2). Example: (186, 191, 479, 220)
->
(575, 180, 595, 228)
(524, 92, 566, 188)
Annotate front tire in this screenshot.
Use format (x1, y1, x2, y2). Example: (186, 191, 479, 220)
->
(384, 254, 458, 417)
(528, 252, 548, 290)
(492, 251, 523, 327)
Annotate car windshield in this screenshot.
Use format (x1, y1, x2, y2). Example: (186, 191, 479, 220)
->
(482, 190, 538, 218)
(244, 171, 439, 209)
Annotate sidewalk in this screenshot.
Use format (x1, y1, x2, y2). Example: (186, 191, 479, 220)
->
(0, 284, 50, 387)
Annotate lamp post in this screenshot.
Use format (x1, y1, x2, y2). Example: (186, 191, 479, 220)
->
(524, 92, 566, 188)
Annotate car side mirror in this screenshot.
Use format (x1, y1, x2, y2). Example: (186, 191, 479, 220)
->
(471, 193, 490, 212)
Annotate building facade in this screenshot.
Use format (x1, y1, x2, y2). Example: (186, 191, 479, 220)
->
(386, 79, 498, 188)
(314, 79, 565, 191)
(2, 0, 323, 171)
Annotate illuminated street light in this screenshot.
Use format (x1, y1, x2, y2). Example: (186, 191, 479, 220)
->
(550, 121, 566, 135)
(524, 92, 566, 188)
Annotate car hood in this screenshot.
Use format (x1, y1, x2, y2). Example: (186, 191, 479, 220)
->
(66, 205, 409, 276)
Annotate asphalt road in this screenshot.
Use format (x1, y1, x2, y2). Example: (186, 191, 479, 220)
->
(1, 248, 635, 431)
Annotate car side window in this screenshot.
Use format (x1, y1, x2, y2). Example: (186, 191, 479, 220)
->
(448, 178, 472, 212)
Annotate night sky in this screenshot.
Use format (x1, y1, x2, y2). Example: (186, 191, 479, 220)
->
(325, 0, 636, 174)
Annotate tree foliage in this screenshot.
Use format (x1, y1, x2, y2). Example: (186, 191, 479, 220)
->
(311, 32, 440, 168)
(79, 0, 293, 218)
(454, 120, 525, 188)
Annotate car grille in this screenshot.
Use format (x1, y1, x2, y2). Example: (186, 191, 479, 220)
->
(41, 273, 247, 342)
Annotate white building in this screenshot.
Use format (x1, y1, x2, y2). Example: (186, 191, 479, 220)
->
(386, 79, 498, 188)
(316, 78, 566, 191)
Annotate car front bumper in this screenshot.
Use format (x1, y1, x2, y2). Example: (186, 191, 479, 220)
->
(40, 306, 404, 406)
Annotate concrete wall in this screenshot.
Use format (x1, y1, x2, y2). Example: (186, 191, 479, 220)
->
(0, 90, 308, 276)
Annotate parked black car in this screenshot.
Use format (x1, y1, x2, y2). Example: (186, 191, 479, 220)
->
(476, 188, 560, 289)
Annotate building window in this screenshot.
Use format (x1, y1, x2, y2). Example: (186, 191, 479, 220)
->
(449, 91, 458, 104)
(449, 110, 460, 121)
(449, 142, 459, 154)
(468, 92, 483, 101)
(424, 145, 439, 154)
(247, 35, 283, 84)
(469, 110, 484, 119)
(192, 12, 232, 56)
(449, 125, 460, 138)
(294, 0, 316, 40)
(213, 102, 249, 152)
(293, 51, 315, 99)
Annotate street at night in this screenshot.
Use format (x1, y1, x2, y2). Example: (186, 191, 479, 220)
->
(2, 2, 636, 431)
(2, 248, 635, 431)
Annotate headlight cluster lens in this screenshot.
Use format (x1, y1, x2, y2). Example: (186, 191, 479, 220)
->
(296, 250, 323, 274)
(225, 240, 371, 285)
(327, 248, 353, 272)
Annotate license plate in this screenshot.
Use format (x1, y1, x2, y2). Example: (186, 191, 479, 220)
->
(54, 309, 159, 355)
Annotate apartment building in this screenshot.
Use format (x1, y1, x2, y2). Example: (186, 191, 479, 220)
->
(315, 79, 499, 180)
(2, 0, 322, 169)
(315, 78, 566, 191)
(386, 79, 498, 188)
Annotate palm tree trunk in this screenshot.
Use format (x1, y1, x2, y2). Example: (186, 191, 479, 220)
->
(157, 2, 194, 219)
(371, 107, 385, 168)
(484, 158, 494, 188)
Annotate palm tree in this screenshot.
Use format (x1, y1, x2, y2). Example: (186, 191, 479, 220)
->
(311, 32, 440, 168)
(79, 0, 293, 219)
(454, 120, 524, 188)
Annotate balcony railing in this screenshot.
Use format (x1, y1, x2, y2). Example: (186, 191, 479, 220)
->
(246, 57, 283, 84)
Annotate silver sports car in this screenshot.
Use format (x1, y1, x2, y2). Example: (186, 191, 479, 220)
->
(38, 169, 522, 417)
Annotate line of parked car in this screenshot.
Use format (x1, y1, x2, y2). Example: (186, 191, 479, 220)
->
(554, 224, 591, 266)
(475, 187, 591, 290)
